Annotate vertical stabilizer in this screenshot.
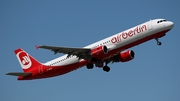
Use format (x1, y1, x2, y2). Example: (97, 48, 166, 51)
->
(14, 48, 41, 72)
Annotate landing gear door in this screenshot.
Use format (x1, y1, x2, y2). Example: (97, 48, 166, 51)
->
(148, 19, 153, 30)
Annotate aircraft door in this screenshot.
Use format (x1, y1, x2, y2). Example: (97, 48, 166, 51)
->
(148, 19, 153, 30)
(39, 65, 46, 74)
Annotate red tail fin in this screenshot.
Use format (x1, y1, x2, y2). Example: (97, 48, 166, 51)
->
(14, 48, 41, 72)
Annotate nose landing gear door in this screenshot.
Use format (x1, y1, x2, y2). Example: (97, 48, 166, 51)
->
(148, 19, 153, 30)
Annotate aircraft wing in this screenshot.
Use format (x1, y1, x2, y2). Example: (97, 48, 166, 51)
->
(37, 45, 92, 60)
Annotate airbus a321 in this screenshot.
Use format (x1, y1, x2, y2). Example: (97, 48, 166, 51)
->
(7, 18, 174, 80)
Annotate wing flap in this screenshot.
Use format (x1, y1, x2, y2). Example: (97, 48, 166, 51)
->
(6, 72, 32, 76)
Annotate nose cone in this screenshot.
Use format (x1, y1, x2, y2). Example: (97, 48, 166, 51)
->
(167, 21, 174, 29)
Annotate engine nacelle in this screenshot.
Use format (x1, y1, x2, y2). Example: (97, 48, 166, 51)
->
(114, 50, 135, 62)
(119, 50, 135, 62)
(91, 45, 108, 59)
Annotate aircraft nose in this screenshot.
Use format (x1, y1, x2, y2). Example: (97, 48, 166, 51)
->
(167, 21, 174, 29)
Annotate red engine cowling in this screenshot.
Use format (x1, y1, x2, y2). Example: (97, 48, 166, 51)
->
(91, 45, 108, 59)
(118, 50, 135, 62)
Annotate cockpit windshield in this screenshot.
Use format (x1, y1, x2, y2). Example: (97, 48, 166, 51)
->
(157, 20, 167, 23)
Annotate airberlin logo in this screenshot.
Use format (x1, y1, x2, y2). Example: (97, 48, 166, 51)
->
(111, 25, 147, 44)
(16, 51, 32, 69)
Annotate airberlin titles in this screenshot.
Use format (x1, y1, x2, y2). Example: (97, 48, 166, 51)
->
(111, 25, 147, 44)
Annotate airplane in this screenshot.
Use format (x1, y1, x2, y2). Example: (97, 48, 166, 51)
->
(6, 18, 174, 80)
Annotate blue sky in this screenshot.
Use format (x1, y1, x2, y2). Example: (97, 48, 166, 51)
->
(1, 0, 180, 101)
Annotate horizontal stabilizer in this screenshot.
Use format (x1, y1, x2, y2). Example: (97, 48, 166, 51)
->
(6, 72, 32, 76)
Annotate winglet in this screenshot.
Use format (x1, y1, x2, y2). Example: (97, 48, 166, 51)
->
(35, 45, 39, 50)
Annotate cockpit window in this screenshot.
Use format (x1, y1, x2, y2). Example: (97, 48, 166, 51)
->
(157, 20, 167, 23)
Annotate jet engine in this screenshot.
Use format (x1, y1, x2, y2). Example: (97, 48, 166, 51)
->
(114, 50, 135, 62)
(91, 45, 108, 59)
